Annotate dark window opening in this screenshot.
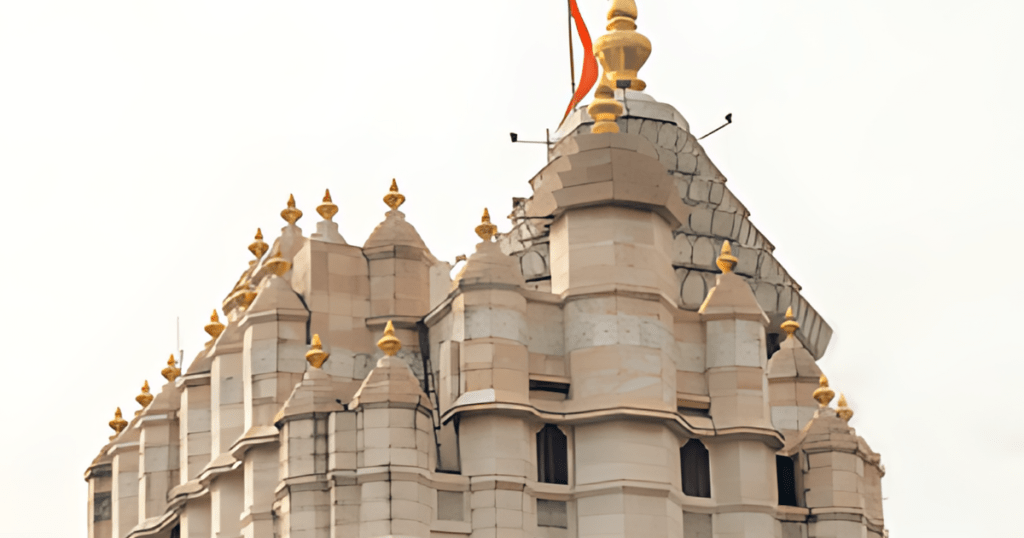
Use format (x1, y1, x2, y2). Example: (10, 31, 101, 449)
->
(537, 424, 568, 485)
(170, 524, 180, 538)
(93, 492, 111, 522)
(766, 332, 781, 360)
(776, 455, 798, 507)
(680, 439, 711, 497)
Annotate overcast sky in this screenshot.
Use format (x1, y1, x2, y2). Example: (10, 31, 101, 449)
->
(1, 1, 1021, 536)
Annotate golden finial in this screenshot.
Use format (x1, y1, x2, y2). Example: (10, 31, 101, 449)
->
(109, 407, 128, 437)
(716, 241, 738, 273)
(475, 208, 498, 241)
(376, 320, 402, 356)
(263, 248, 291, 277)
(248, 228, 269, 259)
(305, 334, 330, 369)
(837, 393, 854, 423)
(161, 354, 180, 382)
(135, 380, 153, 414)
(240, 289, 257, 310)
(586, 0, 652, 134)
(205, 309, 225, 339)
(812, 375, 835, 408)
(383, 179, 406, 211)
(281, 194, 303, 225)
(317, 189, 339, 221)
(781, 306, 799, 338)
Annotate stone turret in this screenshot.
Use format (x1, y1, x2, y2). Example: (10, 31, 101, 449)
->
(349, 321, 436, 538)
(783, 385, 886, 538)
(767, 306, 824, 436)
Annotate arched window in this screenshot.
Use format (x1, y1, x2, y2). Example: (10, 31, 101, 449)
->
(776, 455, 798, 506)
(537, 424, 568, 485)
(680, 439, 711, 497)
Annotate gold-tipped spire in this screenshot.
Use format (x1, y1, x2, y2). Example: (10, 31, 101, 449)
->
(317, 189, 339, 221)
(377, 320, 402, 356)
(475, 208, 498, 241)
(305, 334, 330, 369)
(109, 407, 128, 437)
(248, 228, 269, 259)
(383, 179, 405, 211)
(281, 194, 303, 225)
(716, 241, 738, 273)
(837, 393, 854, 423)
(263, 248, 292, 277)
(781, 306, 799, 338)
(205, 309, 225, 339)
(586, 0, 652, 134)
(812, 375, 835, 408)
(161, 354, 180, 382)
(135, 381, 153, 414)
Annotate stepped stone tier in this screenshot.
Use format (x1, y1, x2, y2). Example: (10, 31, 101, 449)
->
(84, 2, 885, 537)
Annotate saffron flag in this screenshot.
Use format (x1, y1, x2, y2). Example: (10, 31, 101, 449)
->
(562, 0, 599, 122)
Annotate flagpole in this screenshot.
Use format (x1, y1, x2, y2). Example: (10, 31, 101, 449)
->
(568, 0, 576, 96)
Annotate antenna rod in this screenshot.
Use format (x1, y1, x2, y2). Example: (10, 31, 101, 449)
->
(699, 113, 733, 140)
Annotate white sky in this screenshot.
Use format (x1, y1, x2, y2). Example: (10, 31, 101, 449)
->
(1, 1, 1021, 536)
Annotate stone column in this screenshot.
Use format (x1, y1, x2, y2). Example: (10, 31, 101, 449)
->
(85, 461, 113, 538)
(109, 440, 139, 538)
(137, 406, 179, 521)
(178, 375, 211, 483)
(698, 244, 780, 538)
(179, 496, 211, 538)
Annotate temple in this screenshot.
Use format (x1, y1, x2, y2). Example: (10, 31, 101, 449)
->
(84, 1, 887, 537)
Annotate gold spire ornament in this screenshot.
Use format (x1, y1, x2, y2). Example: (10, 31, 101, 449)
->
(837, 393, 854, 423)
(263, 248, 292, 277)
(377, 320, 402, 356)
(812, 375, 836, 408)
(281, 194, 303, 225)
(383, 179, 406, 211)
(135, 381, 153, 415)
(475, 208, 498, 241)
(716, 241, 738, 273)
(161, 354, 180, 382)
(586, 0, 652, 134)
(781, 306, 800, 338)
(205, 309, 225, 339)
(305, 334, 330, 369)
(109, 407, 128, 438)
(248, 228, 269, 259)
(317, 189, 339, 221)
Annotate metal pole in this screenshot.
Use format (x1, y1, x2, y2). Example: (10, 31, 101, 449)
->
(568, 0, 576, 95)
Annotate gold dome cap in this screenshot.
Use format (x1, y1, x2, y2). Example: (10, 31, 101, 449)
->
(812, 375, 835, 408)
(248, 228, 269, 259)
(377, 320, 402, 357)
(475, 208, 498, 241)
(108, 407, 128, 438)
(305, 334, 330, 369)
(837, 393, 854, 423)
(281, 194, 303, 225)
(317, 189, 339, 221)
(383, 179, 406, 211)
(716, 241, 738, 273)
(781, 306, 799, 338)
(204, 309, 225, 339)
(135, 380, 153, 414)
(161, 354, 180, 382)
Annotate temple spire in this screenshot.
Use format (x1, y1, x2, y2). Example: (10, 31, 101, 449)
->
(305, 334, 330, 369)
(317, 189, 339, 221)
(475, 208, 498, 241)
(716, 241, 738, 273)
(383, 179, 406, 211)
(281, 194, 303, 225)
(248, 228, 268, 259)
(812, 375, 835, 408)
(781, 306, 799, 339)
(161, 354, 180, 382)
(586, 0, 652, 133)
(377, 320, 402, 356)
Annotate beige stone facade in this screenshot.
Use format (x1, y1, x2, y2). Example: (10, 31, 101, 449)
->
(84, 6, 886, 537)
